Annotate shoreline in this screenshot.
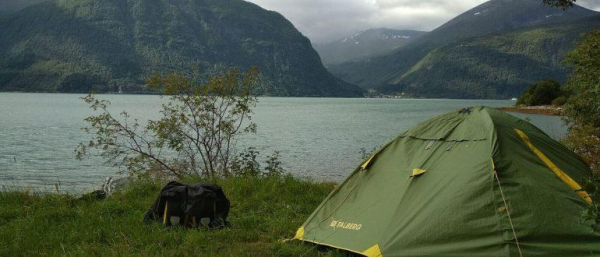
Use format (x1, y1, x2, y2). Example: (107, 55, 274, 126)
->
(497, 106, 562, 116)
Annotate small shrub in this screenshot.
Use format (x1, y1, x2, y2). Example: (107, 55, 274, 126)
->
(264, 151, 285, 177)
(230, 147, 261, 177)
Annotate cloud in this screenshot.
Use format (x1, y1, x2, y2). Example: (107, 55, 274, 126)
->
(246, 0, 600, 43)
(578, 0, 600, 10)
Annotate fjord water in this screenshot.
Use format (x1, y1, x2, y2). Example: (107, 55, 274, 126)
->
(0, 93, 566, 193)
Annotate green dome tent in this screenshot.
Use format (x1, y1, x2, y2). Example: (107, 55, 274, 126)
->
(294, 107, 599, 256)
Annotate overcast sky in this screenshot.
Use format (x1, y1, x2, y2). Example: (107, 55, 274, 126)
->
(246, 0, 600, 44)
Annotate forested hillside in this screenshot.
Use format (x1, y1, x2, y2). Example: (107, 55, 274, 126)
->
(0, 0, 364, 96)
(327, 0, 599, 98)
(377, 16, 600, 98)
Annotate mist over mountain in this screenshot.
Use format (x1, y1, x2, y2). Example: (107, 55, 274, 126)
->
(0, 0, 364, 96)
(314, 28, 426, 65)
(326, 0, 600, 99)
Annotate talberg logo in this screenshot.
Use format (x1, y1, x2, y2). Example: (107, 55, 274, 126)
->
(330, 219, 362, 231)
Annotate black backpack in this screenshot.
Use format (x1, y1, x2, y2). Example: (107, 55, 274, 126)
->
(143, 181, 230, 228)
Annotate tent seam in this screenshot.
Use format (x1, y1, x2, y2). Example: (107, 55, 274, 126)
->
(494, 169, 523, 257)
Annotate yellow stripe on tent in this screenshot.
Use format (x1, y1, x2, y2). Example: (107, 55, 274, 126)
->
(361, 154, 375, 169)
(294, 226, 304, 239)
(412, 168, 426, 177)
(515, 129, 592, 204)
(362, 244, 383, 257)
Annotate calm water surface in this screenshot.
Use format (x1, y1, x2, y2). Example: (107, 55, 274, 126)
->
(0, 93, 566, 192)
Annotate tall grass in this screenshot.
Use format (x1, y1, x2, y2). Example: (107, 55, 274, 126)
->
(0, 175, 344, 256)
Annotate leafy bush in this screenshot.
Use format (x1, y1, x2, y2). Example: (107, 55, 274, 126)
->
(231, 147, 262, 177)
(564, 30, 600, 128)
(516, 79, 564, 106)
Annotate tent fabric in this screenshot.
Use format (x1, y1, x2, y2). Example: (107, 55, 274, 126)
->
(295, 107, 599, 256)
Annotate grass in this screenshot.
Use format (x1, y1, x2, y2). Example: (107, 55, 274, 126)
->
(0, 175, 346, 256)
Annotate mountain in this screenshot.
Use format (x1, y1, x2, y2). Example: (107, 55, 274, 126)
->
(378, 16, 600, 98)
(327, 0, 600, 98)
(0, 0, 364, 97)
(411, 0, 598, 47)
(313, 28, 426, 65)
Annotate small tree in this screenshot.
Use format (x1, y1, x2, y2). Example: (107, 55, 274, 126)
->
(77, 68, 260, 179)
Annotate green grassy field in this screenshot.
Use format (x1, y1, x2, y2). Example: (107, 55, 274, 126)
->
(0, 175, 345, 256)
